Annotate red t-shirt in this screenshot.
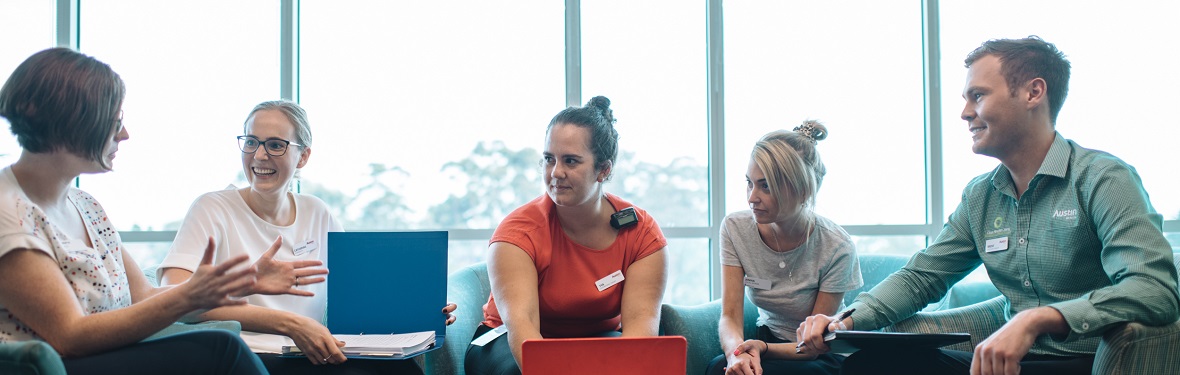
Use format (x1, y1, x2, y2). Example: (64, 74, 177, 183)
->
(481, 193, 667, 337)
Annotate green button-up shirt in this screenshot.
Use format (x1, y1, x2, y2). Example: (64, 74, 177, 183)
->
(850, 133, 1179, 356)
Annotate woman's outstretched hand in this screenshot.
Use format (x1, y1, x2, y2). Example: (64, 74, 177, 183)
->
(249, 236, 329, 296)
(181, 237, 256, 310)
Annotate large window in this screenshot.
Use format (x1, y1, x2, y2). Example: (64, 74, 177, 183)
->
(582, 0, 710, 305)
(76, 1, 281, 233)
(723, 1, 942, 289)
(300, 1, 565, 271)
(0, 0, 55, 167)
(940, 1, 1180, 220)
(9, 0, 1177, 304)
(72, 1, 280, 266)
(724, 1, 926, 229)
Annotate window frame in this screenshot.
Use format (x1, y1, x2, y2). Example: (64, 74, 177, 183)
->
(37, 0, 1176, 301)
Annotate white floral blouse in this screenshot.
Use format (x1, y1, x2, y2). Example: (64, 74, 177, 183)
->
(0, 166, 131, 342)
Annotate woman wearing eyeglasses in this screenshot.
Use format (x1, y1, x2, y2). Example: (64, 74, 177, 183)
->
(158, 100, 456, 375)
(0, 48, 270, 374)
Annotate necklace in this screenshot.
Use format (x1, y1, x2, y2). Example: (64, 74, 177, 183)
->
(770, 229, 787, 270)
(768, 217, 815, 275)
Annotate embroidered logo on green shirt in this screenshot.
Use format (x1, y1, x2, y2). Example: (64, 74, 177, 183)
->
(1053, 209, 1078, 220)
(986, 216, 1010, 239)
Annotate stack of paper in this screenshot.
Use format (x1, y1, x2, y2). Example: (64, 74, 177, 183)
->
(282, 331, 436, 358)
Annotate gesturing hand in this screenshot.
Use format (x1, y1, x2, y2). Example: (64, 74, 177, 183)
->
(183, 237, 256, 310)
(249, 236, 329, 296)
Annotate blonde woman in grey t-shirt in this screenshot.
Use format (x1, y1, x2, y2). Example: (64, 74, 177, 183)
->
(707, 121, 863, 375)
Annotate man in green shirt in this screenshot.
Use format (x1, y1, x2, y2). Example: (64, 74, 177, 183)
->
(796, 36, 1179, 375)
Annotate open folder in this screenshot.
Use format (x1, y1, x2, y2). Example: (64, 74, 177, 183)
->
(281, 231, 449, 360)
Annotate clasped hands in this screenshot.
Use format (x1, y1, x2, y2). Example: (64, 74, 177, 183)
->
(725, 339, 768, 375)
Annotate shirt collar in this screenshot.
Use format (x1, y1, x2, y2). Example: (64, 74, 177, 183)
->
(989, 132, 1070, 192)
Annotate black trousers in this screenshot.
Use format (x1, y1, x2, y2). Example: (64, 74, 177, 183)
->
(464, 324, 522, 375)
(841, 347, 1094, 375)
(705, 325, 844, 375)
(61, 330, 267, 375)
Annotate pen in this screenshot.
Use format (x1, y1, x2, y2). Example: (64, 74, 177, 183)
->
(796, 308, 855, 354)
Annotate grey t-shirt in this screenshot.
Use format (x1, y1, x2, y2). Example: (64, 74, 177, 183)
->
(720, 211, 863, 341)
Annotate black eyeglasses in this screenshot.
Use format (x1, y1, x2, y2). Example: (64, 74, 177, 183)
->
(237, 135, 303, 157)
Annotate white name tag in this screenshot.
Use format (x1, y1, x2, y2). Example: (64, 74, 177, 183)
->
(595, 270, 625, 292)
(743, 276, 772, 290)
(470, 325, 507, 347)
(292, 239, 318, 257)
(985, 237, 1009, 253)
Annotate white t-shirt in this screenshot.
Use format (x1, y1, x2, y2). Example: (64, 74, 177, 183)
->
(720, 211, 863, 341)
(157, 188, 342, 353)
(0, 166, 132, 342)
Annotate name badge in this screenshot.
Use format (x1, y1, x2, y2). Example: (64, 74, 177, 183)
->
(595, 270, 625, 292)
(743, 276, 772, 290)
(985, 237, 1009, 253)
(292, 239, 318, 257)
(470, 325, 507, 347)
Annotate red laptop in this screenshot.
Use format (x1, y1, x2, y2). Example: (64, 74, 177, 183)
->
(521, 336, 687, 375)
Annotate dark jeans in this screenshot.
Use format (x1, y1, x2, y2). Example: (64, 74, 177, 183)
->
(705, 325, 844, 375)
(257, 353, 423, 375)
(62, 330, 267, 375)
(464, 324, 522, 375)
(841, 347, 1094, 375)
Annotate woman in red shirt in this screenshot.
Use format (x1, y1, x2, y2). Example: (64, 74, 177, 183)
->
(464, 96, 669, 375)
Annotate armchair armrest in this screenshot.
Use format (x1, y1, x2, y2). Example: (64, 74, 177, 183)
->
(1093, 320, 1180, 375)
(424, 262, 491, 375)
(881, 295, 1006, 352)
(660, 298, 758, 375)
(0, 341, 66, 375)
(660, 301, 723, 375)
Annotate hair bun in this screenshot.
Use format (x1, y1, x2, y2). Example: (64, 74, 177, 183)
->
(793, 120, 828, 143)
(586, 96, 615, 124)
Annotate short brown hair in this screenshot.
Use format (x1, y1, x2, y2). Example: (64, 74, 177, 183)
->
(964, 36, 1071, 124)
(0, 48, 125, 169)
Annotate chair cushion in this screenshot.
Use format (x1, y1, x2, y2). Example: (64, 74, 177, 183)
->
(0, 341, 66, 375)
